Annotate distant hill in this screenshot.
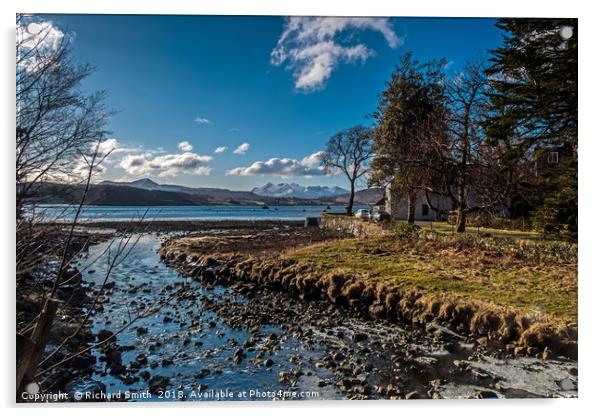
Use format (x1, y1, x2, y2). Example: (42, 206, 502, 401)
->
(99, 178, 263, 202)
(21, 178, 383, 206)
(252, 182, 348, 199)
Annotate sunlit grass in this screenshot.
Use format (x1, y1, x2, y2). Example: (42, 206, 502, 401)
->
(284, 236, 577, 323)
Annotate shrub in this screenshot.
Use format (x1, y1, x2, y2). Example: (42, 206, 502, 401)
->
(389, 222, 421, 238)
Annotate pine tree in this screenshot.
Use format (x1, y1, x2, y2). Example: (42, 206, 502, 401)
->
(371, 53, 447, 224)
(484, 18, 577, 237)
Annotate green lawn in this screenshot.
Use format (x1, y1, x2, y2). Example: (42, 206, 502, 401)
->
(284, 236, 577, 323)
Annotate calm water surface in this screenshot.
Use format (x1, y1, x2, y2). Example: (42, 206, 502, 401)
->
(30, 204, 364, 222)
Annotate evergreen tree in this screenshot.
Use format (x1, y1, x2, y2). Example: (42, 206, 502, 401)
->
(485, 18, 577, 237)
(371, 53, 447, 224)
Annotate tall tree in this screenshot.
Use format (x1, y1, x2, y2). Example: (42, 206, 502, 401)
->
(371, 52, 447, 223)
(484, 18, 578, 235)
(320, 126, 373, 215)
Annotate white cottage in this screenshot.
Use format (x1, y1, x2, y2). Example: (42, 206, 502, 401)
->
(384, 183, 452, 222)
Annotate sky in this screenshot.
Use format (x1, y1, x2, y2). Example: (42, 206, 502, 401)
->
(26, 14, 504, 191)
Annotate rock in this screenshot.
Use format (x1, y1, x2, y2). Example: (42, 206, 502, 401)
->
(123, 375, 138, 385)
(278, 371, 288, 383)
(109, 362, 125, 375)
(514, 346, 526, 356)
(149, 375, 170, 394)
(233, 348, 246, 364)
(558, 378, 575, 391)
(97, 329, 114, 343)
(475, 390, 498, 399)
(264, 359, 274, 367)
(405, 391, 419, 400)
(476, 336, 489, 346)
(139, 370, 151, 380)
(201, 268, 216, 282)
(471, 369, 490, 379)
(195, 368, 210, 379)
(567, 367, 578, 376)
(161, 357, 173, 366)
(352, 333, 368, 342)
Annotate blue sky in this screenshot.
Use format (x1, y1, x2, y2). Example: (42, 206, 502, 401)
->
(32, 14, 503, 190)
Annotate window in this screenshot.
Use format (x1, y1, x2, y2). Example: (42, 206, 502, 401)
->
(421, 204, 429, 216)
(548, 151, 559, 163)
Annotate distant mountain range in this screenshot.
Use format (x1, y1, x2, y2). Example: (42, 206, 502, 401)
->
(251, 182, 348, 199)
(23, 178, 383, 206)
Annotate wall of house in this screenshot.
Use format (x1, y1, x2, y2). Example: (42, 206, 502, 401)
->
(385, 184, 451, 222)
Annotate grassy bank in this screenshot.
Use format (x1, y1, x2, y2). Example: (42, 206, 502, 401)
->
(161, 228, 577, 357)
(285, 234, 577, 323)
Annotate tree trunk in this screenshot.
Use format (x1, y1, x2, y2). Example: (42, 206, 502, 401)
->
(346, 181, 355, 216)
(455, 208, 467, 233)
(407, 192, 416, 224)
(17, 298, 58, 398)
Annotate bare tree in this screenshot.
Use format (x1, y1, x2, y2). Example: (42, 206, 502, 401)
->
(320, 126, 373, 215)
(16, 15, 111, 213)
(14, 16, 127, 398)
(424, 59, 510, 232)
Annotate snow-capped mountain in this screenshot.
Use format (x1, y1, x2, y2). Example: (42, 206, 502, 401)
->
(251, 182, 349, 199)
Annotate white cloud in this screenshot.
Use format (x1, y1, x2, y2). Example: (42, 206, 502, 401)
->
(73, 157, 106, 177)
(229, 127, 240, 132)
(119, 151, 213, 178)
(177, 140, 194, 152)
(16, 20, 67, 72)
(301, 150, 327, 167)
(233, 142, 250, 155)
(93, 138, 117, 158)
(227, 151, 326, 177)
(194, 117, 212, 124)
(271, 17, 401, 91)
(214, 146, 228, 154)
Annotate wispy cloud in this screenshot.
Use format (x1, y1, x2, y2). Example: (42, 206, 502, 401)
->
(233, 142, 250, 155)
(271, 17, 401, 92)
(214, 146, 228, 154)
(227, 151, 326, 177)
(177, 140, 193, 152)
(229, 127, 240, 132)
(194, 116, 212, 124)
